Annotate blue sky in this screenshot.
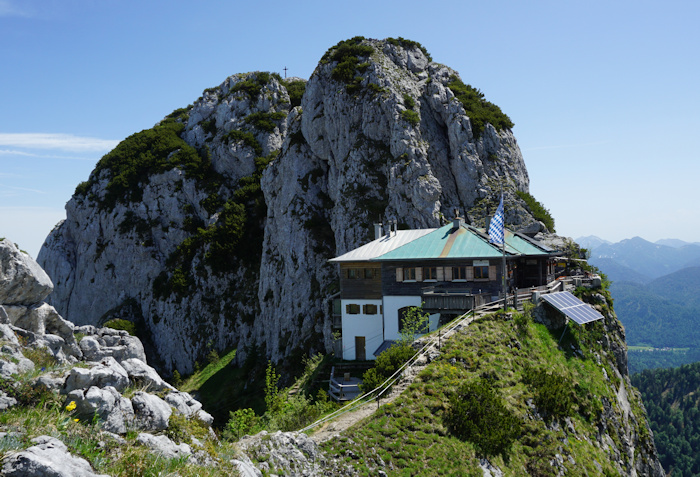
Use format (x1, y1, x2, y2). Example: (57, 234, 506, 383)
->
(1, 0, 698, 257)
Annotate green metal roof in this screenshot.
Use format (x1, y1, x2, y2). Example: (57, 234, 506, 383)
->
(371, 223, 552, 261)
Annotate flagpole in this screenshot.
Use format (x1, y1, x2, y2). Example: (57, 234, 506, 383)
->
(500, 184, 507, 312)
(488, 185, 507, 311)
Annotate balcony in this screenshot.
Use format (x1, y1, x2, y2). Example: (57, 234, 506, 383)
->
(421, 288, 490, 313)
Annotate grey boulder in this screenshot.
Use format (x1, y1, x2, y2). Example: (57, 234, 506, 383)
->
(1, 435, 109, 477)
(78, 329, 146, 363)
(62, 357, 129, 394)
(120, 358, 175, 392)
(66, 385, 135, 434)
(132, 391, 172, 431)
(136, 433, 192, 460)
(165, 390, 214, 425)
(0, 240, 53, 306)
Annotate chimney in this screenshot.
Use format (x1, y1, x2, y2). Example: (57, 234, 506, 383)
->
(374, 222, 383, 240)
(452, 208, 463, 230)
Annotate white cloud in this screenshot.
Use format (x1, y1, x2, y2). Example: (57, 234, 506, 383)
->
(0, 148, 100, 161)
(0, 0, 30, 17)
(0, 133, 118, 153)
(0, 183, 46, 194)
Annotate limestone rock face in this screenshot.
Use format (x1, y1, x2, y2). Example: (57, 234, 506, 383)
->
(0, 239, 53, 306)
(38, 38, 542, 371)
(1, 435, 109, 477)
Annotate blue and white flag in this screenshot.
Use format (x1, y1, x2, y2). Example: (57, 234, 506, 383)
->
(489, 195, 505, 244)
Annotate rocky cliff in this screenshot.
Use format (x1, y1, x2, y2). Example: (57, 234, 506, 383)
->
(1, 238, 224, 475)
(38, 37, 547, 375)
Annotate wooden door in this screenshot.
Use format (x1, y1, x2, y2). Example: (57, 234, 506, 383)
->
(355, 336, 366, 361)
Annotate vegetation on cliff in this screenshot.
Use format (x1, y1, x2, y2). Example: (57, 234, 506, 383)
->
(633, 362, 700, 476)
(323, 301, 653, 476)
(516, 190, 556, 232)
(446, 75, 514, 138)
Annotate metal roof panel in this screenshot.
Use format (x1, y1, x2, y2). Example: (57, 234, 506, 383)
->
(329, 229, 436, 262)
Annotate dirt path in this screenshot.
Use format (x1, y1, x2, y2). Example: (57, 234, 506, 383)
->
(309, 314, 478, 443)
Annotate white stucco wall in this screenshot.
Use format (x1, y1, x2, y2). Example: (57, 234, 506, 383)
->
(340, 299, 383, 360)
(383, 296, 440, 342)
(382, 295, 422, 341)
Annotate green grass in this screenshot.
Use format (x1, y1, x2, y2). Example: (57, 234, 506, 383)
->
(323, 307, 638, 475)
(176, 348, 267, 427)
(0, 373, 240, 476)
(180, 348, 238, 394)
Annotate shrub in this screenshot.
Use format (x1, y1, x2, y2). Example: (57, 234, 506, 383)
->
(283, 79, 306, 108)
(361, 343, 415, 393)
(223, 129, 263, 156)
(225, 408, 260, 440)
(387, 37, 433, 61)
(324, 37, 374, 90)
(516, 190, 555, 232)
(399, 304, 429, 343)
(83, 120, 205, 210)
(102, 318, 137, 336)
(401, 110, 420, 127)
(446, 75, 514, 138)
(523, 366, 573, 419)
(200, 118, 217, 138)
(444, 378, 521, 456)
(243, 111, 287, 133)
(229, 72, 277, 100)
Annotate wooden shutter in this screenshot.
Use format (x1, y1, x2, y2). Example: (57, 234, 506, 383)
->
(444, 266, 452, 281)
(436, 267, 444, 281)
(396, 267, 403, 282)
(489, 265, 497, 280)
(415, 267, 422, 282)
(466, 267, 474, 280)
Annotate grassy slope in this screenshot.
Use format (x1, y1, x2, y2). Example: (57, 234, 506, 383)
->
(323, 311, 645, 476)
(179, 348, 267, 427)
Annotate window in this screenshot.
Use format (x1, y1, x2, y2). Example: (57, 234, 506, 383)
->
(453, 266, 467, 281)
(398, 306, 429, 334)
(363, 304, 378, 315)
(474, 266, 489, 279)
(423, 267, 437, 281)
(347, 268, 360, 279)
(346, 304, 360, 314)
(404, 267, 417, 281)
(364, 268, 375, 279)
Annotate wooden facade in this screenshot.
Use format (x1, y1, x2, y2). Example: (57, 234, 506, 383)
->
(338, 262, 382, 299)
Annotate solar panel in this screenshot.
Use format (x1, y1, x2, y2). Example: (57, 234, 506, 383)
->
(541, 291, 604, 325)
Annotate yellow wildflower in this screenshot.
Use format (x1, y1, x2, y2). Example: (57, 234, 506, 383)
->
(66, 401, 77, 412)
(73, 418, 80, 422)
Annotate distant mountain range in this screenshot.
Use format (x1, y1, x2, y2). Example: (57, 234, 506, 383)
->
(576, 235, 700, 372)
(576, 235, 700, 283)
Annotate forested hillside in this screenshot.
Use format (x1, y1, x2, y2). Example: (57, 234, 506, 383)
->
(632, 362, 700, 476)
(611, 267, 700, 372)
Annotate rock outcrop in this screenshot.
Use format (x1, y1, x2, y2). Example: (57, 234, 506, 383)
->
(1, 237, 216, 474)
(38, 38, 547, 374)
